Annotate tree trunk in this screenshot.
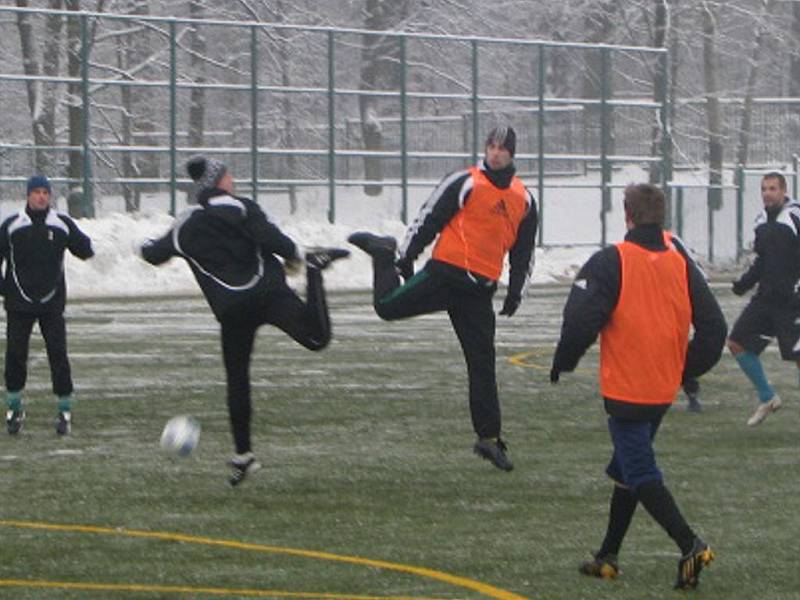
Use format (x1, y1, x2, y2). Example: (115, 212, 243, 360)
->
(649, 0, 669, 184)
(187, 0, 206, 150)
(702, 2, 723, 210)
(360, 0, 408, 197)
(15, 0, 63, 175)
(735, 0, 773, 167)
(117, 36, 137, 212)
(581, 1, 617, 158)
(65, 0, 86, 216)
(275, 0, 298, 213)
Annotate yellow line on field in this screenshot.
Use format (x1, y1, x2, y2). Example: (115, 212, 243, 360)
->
(507, 350, 592, 375)
(0, 578, 434, 599)
(0, 520, 529, 600)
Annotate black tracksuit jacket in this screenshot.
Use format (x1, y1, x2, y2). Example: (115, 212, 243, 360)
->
(141, 188, 298, 321)
(733, 198, 800, 305)
(551, 225, 728, 420)
(0, 205, 94, 314)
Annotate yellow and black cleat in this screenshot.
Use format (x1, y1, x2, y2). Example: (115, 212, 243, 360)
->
(579, 552, 620, 580)
(674, 538, 714, 590)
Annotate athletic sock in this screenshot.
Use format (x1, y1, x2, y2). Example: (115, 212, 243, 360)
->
(636, 480, 695, 555)
(58, 395, 72, 412)
(598, 485, 638, 557)
(734, 351, 775, 403)
(6, 391, 21, 411)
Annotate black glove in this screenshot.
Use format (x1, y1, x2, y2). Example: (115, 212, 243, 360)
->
(732, 279, 747, 296)
(549, 368, 560, 384)
(499, 294, 520, 317)
(395, 257, 414, 280)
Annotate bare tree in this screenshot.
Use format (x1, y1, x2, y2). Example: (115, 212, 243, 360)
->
(360, 0, 409, 196)
(187, 0, 206, 149)
(735, 0, 775, 167)
(701, 1, 723, 210)
(15, 0, 63, 175)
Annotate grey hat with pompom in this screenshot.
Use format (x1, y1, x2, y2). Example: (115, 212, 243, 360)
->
(186, 156, 227, 192)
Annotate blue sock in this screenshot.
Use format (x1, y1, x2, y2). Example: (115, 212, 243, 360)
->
(734, 352, 774, 403)
(57, 395, 72, 412)
(6, 391, 21, 411)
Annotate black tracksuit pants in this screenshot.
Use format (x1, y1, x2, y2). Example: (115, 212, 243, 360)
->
(220, 267, 331, 455)
(370, 254, 501, 439)
(5, 310, 73, 397)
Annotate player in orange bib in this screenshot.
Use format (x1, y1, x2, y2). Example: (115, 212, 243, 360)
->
(551, 183, 727, 590)
(348, 126, 537, 472)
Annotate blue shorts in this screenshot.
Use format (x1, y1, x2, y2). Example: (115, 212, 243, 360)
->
(605, 414, 664, 491)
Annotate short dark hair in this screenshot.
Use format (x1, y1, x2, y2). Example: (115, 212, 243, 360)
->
(762, 171, 787, 191)
(624, 183, 665, 227)
(485, 126, 516, 157)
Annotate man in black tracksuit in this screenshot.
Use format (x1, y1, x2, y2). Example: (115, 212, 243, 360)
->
(728, 171, 800, 426)
(348, 126, 537, 472)
(141, 156, 348, 486)
(0, 175, 94, 436)
(551, 184, 727, 590)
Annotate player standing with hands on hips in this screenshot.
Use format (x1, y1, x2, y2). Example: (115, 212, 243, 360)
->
(550, 183, 727, 590)
(1, 175, 94, 436)
(141, 156, 349, 486)
(348, 125, 537, 472)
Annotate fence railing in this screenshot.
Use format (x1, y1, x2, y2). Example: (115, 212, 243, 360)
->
(0, 5, 670, 240)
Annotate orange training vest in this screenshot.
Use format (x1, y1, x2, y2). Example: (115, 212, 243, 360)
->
(599, 236, 691, 405)
(431, 166, 529, 281)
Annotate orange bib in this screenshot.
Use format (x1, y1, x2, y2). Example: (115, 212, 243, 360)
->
(599, 238, 691, 405)
(432, 166, 529, 280)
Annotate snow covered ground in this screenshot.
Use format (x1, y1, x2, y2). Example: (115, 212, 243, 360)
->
(0, 162, 756, 300)
(53, 209, 597, 299)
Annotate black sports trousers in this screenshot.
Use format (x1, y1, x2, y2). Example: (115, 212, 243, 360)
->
(369, 255, 501, 439)
(4, 310, 73, 396)
(220, 267, 330, 455)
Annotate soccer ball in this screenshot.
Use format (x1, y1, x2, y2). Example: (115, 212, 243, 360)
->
(159, 415, 201, 457)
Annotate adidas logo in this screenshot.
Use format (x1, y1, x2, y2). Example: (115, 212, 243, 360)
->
(491, 199, 509, 217)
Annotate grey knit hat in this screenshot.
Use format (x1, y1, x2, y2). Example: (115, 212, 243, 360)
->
(186, 156, 227, 191)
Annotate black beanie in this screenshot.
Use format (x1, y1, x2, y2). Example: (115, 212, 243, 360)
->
(186, 155, 227, 191)
(485, 126, 516, 157)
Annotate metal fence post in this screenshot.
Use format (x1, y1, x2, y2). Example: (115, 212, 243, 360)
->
(80, 14, 94, 217)
(169, 20, 177, 216)
(676, 187, 684, 238)
(537, 44, 545, 247)
(658, 50, 673, 204)
(736, 165, 744, 262)
(707, 186, 715, 264)
(794, 154, 799, 200)
(400, 36, 408, 225)
(327, 30, 336, 224)
(250, 26, 259, 203)
(470, 39, 479, 165)
(600, 46, 612, 246)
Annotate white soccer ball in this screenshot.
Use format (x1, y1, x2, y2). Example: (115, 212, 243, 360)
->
(159, 415, 201, 457)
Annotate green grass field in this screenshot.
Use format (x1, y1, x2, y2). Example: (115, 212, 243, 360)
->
(0, 286, 798, 599)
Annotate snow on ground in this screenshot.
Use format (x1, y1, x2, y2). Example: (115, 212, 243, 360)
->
(62, 210, 597, 299)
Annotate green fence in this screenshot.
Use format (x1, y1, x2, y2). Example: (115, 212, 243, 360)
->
(0, 5, 671, 247)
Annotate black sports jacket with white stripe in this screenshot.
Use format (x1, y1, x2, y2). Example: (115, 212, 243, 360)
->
(0, 205, 94, 314)
(141, 188, 298, 321)
(733, 197, 800, 305)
